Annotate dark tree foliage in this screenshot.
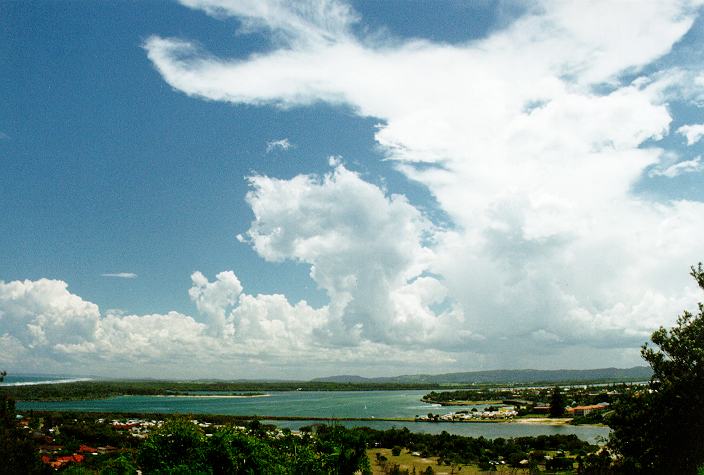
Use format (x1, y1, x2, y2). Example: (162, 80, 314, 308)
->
(546, 456, 573, 471)
(422, 389, 516, 403)
(95, 454, 138, 475)
(608, 263, 704, 474)
(0, 395, 46, 475)
(137, 419, 372, 474)
(204, 427, 290, 474)
(315, 425, 372, 475)
(357, 426, 592, 467)
(137, 418, 210, 474)
(549, 385, 565, 417)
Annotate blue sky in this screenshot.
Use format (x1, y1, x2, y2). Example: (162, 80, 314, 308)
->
(1, 0, 703, 379)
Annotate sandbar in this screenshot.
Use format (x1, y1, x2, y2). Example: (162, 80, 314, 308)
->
(155, 394, 271, 399)
(511, 417, 572, 425)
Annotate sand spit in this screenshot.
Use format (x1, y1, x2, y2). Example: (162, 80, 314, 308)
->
(154, 394, 272, 399)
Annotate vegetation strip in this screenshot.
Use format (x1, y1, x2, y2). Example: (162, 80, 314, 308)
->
(0, 381, 441, 401)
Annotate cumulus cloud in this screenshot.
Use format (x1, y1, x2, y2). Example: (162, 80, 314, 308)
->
(0, 279, 100, 350)
(101, 273, 138, 279)
(265, 138, 293, 153)
(0, 159, 472, 376)
(139, 0, 704, 370)
(678, 123, 704, 145)
(7, 0, 704, 376)
(0, 273, 458, 377)
(189, 271, 241, 337)
(244, 163, 466, 346)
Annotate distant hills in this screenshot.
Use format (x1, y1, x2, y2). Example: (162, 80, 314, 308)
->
(312, 366, 652, 385)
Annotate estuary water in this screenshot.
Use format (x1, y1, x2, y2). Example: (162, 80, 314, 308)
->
(17, 390, 610, 444)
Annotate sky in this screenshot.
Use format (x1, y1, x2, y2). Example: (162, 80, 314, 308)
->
(1, 0, 704, 379)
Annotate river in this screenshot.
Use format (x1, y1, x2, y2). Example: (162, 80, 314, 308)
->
(17, 390, 610, 444)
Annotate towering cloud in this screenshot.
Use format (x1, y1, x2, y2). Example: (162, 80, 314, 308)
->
(140, 0, 704, 369)
(4, 1, 704, 376)
(244, 162, 465, 345)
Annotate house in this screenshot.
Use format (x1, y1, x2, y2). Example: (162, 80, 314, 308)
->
(502, 399, 532, 409)
(79, 444, 98, 454)
(41, 454, 85, 470)
(567, 403, 610, 417)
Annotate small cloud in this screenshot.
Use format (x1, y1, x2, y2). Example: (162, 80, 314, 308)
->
(265, 138, 293, 153)
(649, 156, 703, 178)
(101, 272, 138, 279)
(0, 132, 9, 140)
(677, 123, 704, 146)
(328, 155, 343, 167)
(105, 308, 127, 316)
(531, 329, 562, 343)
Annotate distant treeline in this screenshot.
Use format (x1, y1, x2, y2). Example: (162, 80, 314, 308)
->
(422, 389, 516, 403)
(314, 366, 652, 385)
(0, 380, 441, 401)
(423, 384, 627, 408)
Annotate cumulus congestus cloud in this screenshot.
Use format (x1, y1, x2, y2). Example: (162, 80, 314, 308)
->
(140, 0, 704, 369)
(4, 0, 704, 376)
(244, 162, 467, 346)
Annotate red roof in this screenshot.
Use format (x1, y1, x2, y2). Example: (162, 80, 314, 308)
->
(56, 454, 85, 463)
(42, 453, 85, 468)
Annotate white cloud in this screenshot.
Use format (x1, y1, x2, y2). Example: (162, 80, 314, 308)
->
(0, 273, 463, 377)
(649, 156, 704, 178)
(7, 1, 704, 376)
(0, 276, 280, 375)
(141, 0, 704, 370)
(101, 273, 138, 279)
(265, 138, 293, 153)
(178, 0, 358, 47)
(0, 279, 100, 349)
(244, 163, 465, 345)
(678, 123, 704, 145)
(0, 158, 475, 376)
(188, 271, 241, 337)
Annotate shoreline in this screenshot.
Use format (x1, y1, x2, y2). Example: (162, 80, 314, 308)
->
(17, 407, 587, 427)
(510, 417, 572, 425)
(421, 399, 503, 406)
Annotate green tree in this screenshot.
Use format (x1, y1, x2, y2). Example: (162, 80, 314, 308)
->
(316, 425, 372, 475)
(204, 427, 288, 474)
(549, 386, 565, 417)
(0, 395, 45, 475)
(608, 263, 704, 474)
(98, 454, 138, 475)
(137, 419, 208, 473)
